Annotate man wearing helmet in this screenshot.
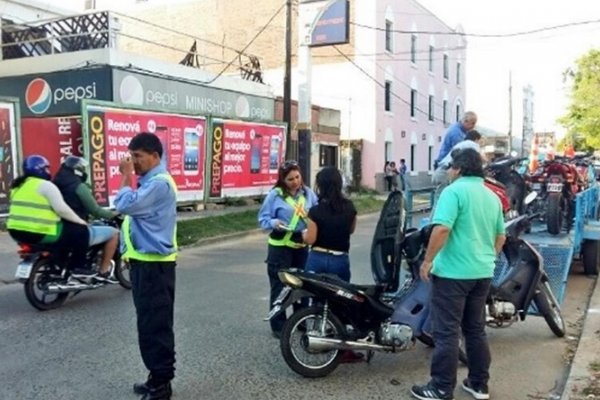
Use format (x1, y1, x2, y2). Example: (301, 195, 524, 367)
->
(6, 155, 90, 276)
(53, 155, 119, 282)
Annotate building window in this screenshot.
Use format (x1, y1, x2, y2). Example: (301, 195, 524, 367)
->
(443, 54, 449, 79)
(443, 100, 448, 124)
(411, 35, 417, 64)
(428, 45, 434, 72)
(410, 144, 416, 171)
(428, 145, 433, 170)
(385, 80, 392, 112)
(456, 62, 461, 85)
(385, 20, 393, 52)
(385, 141, 393, 163)
(319, 145, 337, 167)
(428, 96, 434, 121)
(456, 103, 462, 121)
(410, 89, 417, 117)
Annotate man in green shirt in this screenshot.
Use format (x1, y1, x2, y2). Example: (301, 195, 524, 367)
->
(411, 148, 506, 400)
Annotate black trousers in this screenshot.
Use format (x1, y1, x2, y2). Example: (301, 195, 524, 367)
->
(266, 244, 308, 332)
(430, 275, 492, 393)
(130, 260, 176, 385)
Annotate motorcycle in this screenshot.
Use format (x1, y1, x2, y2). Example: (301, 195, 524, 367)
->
(485, 155, 529, 217)
(267, 191, 465, 378)
(14, 218, 131, 311)
(486, 212, 566, 337)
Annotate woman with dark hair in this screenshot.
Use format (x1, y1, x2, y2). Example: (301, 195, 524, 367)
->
(302, 166, 357, 281)
(258, 160, 318, 339)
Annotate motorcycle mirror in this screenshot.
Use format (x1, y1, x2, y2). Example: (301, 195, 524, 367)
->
(510, 150, 518, 158)
(524, 191, 537, 205)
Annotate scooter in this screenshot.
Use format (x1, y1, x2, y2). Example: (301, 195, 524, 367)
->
(14, 218, 130, 311)
(267, 191, 465, 378)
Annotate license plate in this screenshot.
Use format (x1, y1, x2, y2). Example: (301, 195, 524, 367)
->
(547, 183, 563, 192)
(532, 183, 542, 190)
(15, 261, 33, 279)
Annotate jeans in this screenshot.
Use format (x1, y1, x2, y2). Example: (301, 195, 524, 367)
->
(430, 275, 492, 393)
(305, 251, 350, 282)
(266, 244, 308, 332)
(131, 260, 176, 385)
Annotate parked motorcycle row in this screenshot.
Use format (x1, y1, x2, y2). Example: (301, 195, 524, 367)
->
(269, 191, 566, 378)
(485, 152, 597, 235)
(14, 217, 131, 311)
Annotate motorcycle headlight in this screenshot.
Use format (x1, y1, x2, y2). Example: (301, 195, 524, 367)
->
(278, 271, 303, 288)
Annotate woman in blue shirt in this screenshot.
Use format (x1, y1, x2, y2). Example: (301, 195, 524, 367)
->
(258, 160, 318, 338)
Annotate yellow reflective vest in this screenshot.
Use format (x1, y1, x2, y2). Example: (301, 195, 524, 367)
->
(268, 187, 306, 248)
(122, 173, 178, 262)
(7, 177, 60, 235)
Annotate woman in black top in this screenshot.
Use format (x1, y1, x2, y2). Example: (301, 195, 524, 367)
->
(303, 166, 357, 282)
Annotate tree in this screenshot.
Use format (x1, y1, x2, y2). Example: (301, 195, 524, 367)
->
(559, 49, 600, 151)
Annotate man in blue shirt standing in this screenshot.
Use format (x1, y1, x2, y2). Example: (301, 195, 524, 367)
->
(434, 111, 477, 169)
(115, 133, 178, 400)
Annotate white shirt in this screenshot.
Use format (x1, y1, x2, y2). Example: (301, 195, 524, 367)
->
(438, 140, 480, 169)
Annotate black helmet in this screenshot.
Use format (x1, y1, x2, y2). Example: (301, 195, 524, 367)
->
(62, 155, 88, 181)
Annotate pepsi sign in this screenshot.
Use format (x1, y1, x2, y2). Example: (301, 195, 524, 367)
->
(0, 67, 112, 117)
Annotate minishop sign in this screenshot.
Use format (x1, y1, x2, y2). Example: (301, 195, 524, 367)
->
(113, 70, 275, 121)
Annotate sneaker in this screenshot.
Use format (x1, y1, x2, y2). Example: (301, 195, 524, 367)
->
(95, 261, 117, 284)
(461, 379, 489, 400)
(71, 268, 96, 279)
(411, 382, 454, 400)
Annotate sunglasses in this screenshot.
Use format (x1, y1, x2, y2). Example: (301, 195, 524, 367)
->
(281, 160, 299, 170)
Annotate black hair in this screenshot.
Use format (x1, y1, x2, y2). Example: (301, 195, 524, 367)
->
(465, 130, 482, 141)
(128, 132, 163, 158)
(315, 166, 352, 214)
(10, 176, 28, 189)
(450, 148, 484, 178)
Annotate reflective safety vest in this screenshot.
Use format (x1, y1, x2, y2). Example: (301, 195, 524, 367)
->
(268, 187, 307, 248)
(122, 173, 178, 262)
(6, 177, 60, 235)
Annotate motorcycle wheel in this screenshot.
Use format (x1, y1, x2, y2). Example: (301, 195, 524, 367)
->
(24, 258, 68, 311)
(546, 193, 563, 235)
(113, 256, 132, 289)
(280, 306, 345, 378)
(533, 280, 566, 337)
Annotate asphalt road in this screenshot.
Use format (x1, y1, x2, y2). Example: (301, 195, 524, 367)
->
(0, 213, 594, 400)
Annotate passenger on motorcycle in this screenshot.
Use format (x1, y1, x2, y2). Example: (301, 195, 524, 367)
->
(53, 155, 119, 283)
(6, 155, 90, 278)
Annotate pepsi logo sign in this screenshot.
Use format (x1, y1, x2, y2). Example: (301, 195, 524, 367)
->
(25, 78, 52, 114)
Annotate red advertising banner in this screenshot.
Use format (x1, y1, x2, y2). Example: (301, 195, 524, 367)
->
(21, 117, 83, 176)
(83, 104, 206, 206)
(209, 119, 286, 198)
(0, 101, 18, 212)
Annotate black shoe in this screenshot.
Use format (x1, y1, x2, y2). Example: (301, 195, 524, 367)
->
(141, 383, 172, 400)
(133, 381, 172, 396)
(271, 330, 281, 339)
(71, 268, 96, 280)
(411, 381, 454, 400)
(461, 379, 489, 400)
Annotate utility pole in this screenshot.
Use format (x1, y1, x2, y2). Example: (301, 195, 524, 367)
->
(283, 0, 293, 160)
(507, 70, 513, 154)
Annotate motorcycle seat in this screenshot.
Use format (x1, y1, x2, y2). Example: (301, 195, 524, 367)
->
(354, 283, 387, 298)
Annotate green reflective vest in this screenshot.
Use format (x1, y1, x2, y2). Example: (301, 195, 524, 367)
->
(268, 187, 307, 248)
(122, 173, 178, 262)
(6, 177, 60, 235)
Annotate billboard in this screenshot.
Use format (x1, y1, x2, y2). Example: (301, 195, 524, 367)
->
(21, 117, 83, 176)
(0, 99, 19, 213)
(82, 102, 206, 206)
(208, 118, 286, 198)
(0, 67, 112, 117)
(310, 0, 349, 47)
(113, 70, 275, 121)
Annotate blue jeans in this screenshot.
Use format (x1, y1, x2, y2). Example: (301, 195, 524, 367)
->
(430, 275, 492, 393)
(305, 251, 351, 282)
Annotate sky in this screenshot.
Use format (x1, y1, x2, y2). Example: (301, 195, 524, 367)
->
(416, 0, 600, 138)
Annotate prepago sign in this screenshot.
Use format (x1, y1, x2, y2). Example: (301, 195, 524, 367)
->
(114, 70, 275, 121)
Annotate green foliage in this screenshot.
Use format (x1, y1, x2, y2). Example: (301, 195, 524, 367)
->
(559, 49, 600, 149)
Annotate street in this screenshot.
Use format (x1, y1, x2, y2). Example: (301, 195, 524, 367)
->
(0, 213, 595, 400)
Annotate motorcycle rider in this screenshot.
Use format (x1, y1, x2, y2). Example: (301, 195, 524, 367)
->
(53, 155, 119, 282)
(6, 155, 90, 276)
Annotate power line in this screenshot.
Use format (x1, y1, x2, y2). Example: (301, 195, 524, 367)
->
(350, 18, 600, 38)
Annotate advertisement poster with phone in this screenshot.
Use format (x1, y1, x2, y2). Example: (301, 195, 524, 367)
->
(0, 100, 18, 213)
(82, 103, 206, 206)
(21, 117, 83, 176)
(208, 118, 285, 198)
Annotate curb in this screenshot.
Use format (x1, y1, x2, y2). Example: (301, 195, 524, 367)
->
(561, 275, 600, 399)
